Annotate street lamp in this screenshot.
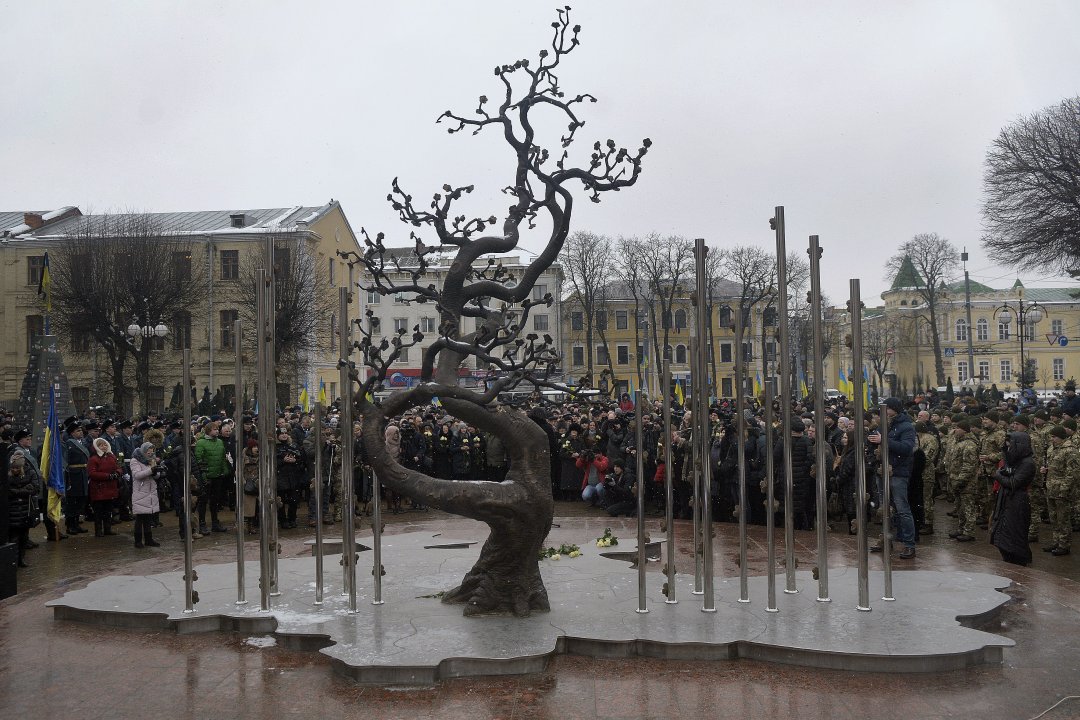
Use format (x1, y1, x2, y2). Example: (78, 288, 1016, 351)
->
(994, 291, 1045, 391)
(127, 297, 169, 414)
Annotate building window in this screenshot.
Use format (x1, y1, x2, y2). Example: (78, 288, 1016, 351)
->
(1023, 320, 1036, 342)
(220, 309, 238, 348)
(273, 246, 290, 276)
(721, 377, 733, 397)
(617, 345, 629, 365)
(367, 290, 381, 304)
(720, 343, 732, 363)
(742, 342, 753, 361)
(1052, 319, 1064, 337)
(393, 318, 408, 333)
(763, 306, 777, 327)
(998, 322, 1010, 341)
(394, 292, 408, 304)
(978, 360, 990, 381)
(571, 311, 584, 331)
(220, 250, 239, 281)
(674, 308, 687, 330)
(955, 318, 968, 342)
(572, 346, 584, 366)
(1000, 359, 1012, 383)
(420, 317, 436, 333)
(329, 313, 336, 346)
(595, 311, 607, 330)
(172, 251, 192, 281)
(26, 314, 43, 353)
(596, 345, 609, 365)
(976, 318, 988, 341)
(638, 345, 646, 365)
(718, 306, 732, 328)
(765, 341, 776, 361)
(957, 361, 969, 382)
(616, 310, 628, 330)
(71, 329, 91, 353)
(398, 346, 410, 362)
(533, 314, 549, 331)
(71, 387, 90, 413)
(1054, 358, 1065, 381)
(675, 344, 687, 364)
(532, 284, 548, 302)
(148, 385, 165, 414)
(661, 310, 672, 329)
(329, 257, 336, 285)
(27, 255, 44, 286)
(172, 311, 192, 350)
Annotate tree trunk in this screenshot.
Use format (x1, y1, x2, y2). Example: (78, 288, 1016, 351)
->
(928, 308, 945, 386)
(109, 353, 126, 412)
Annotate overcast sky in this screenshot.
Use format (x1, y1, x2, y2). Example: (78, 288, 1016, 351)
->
(4, 1, 1079, 303)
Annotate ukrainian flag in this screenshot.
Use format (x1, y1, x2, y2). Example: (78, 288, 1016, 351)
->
(317, 379, 327, 405)
(754, 372, 763, 397)
(299, 385, 310, 413)
(839, 368, 848, 398)
(862, 367, 872, 410)
(37, 251, 51, 313)
(674, 380, 685, 406)
(799, 372, 809, 399)
(40, 385, 65, 525)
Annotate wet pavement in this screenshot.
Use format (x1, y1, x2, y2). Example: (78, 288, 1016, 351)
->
(3, 500, 1080, 719)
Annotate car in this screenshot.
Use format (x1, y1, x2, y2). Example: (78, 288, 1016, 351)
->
(824, 389, 843, 400)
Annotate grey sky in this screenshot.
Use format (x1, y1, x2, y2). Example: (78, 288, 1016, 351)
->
(4, 1, 1078, 302)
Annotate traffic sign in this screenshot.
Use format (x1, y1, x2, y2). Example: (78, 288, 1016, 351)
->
(1047, 333, 1061, 346)
(1060, 336, 1069, 347)
(944, 348, 955, 358)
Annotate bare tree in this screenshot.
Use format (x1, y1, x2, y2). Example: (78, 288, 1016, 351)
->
(885, 233, 959, 386)
(342, 9, 649, 617)
(49, 213, 208, 414)
(238, 238, 335, 399)
(863, 317, 900, 394)
(630, 234, 693, 377)
(612, 236, 649, 393)
(982, 96, 1080, 274)
(559, 231, 615, 390)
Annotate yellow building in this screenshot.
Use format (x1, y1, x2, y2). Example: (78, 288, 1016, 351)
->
(0, 203, 361, 415)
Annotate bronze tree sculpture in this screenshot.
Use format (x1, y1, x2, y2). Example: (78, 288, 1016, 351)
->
(341, 7, 649, 617)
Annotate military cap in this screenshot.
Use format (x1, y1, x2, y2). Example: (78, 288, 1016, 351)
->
(13, 428, 31, 442)
(983, 410, 999, 423)
(1050, 425, 1068, 439)
(118, 420, 133, 430)
(914, 421, 930, 433)
(1064, 418, 1078, 432)
(1050, 407, 1064, 418)
(136, 421, 150, 432)
(955, 418, 972, 432)
(1034, 410, 1050, 421)
(1010, 414, 1031, 428)
(101, 419, 115, 431)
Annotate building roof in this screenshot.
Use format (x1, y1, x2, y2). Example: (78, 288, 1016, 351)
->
(944, 278, 995, 294)
(889, 255, 924, 290)
(4, 204, 339, 241)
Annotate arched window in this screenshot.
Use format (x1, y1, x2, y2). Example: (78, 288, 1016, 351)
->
(675, 344, 687, 364)
(955, 318, 968, 342)
(674, 308, 687, 330)
(900, 300, 908, 306)
(976, 318, 988, 341)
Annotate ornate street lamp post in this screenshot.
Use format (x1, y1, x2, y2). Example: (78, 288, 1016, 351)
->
(994, 290, 1045, 391)
(126, 297, 169, 415)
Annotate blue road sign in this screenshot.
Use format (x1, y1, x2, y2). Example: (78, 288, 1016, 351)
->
(1060, 336, 1069, 347)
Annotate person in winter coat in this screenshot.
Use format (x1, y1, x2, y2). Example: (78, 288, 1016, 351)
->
(129, 442, 161, 548)
(275, 432, 306, 528)
(194, 422, 229, 533)
(869, 397, 918, 559)
(772, 418, 815, 531)
(241, 440, 259, 534)
(990, 431, 1034, 566)
(577, 450, 610, 506)
(6, 452, 38, 567)
(384, 423, 404, 513)
(87, 437, 120, 537)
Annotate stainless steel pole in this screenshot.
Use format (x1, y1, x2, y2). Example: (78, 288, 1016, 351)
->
(764, 375, 778, 613)
(808, 236, 830, 603)
(182, 349, 195, 614)
(694, 238, 716, 612)
(255, 269, 271, 611)
(233, 320, 247, 606)
(313, 401, 325, 605)
(689, 338, 703, 596)
(661, 359, 676, 605)
(773, 206, 797, 595)
(339, 287, 358, 612)
(635, 389, 648, 614)
(371, 468, 384, 605)
(265, 238, 279, 597)
(734, 304, 749, 603)
(851, 280, 871, 612)
(879, 402, 894, 601)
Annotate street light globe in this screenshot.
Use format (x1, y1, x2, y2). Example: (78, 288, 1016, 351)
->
(127, 323, 140, 337)
(154, 323, 169, 338)
(996, 308, 1013, 325)
(1028, 307, 1044, 324)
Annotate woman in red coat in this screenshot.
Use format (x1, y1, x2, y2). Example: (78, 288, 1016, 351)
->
(87, 437, 120, 537)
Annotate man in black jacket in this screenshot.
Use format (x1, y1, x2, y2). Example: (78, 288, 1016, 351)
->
(773, 418, 815, 531)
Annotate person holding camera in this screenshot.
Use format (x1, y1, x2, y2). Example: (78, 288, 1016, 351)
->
(577, 448, 610, 507)
(129, 442, 161, 548)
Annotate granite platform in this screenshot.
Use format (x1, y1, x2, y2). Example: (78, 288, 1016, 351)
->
(46, 530, 1014, 684)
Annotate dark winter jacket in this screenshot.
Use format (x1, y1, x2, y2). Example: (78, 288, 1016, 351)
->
(885, 412, 917, 478)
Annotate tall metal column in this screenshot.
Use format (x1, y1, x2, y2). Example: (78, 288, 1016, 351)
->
(694, 238, 716, 612)
(264, 238, 279, 597)
(734, 304, 749, 603)
(635, 389, 648, 614)
(233, 320, 247, 606)
(689, 339, 703, 596)
(661, 359, 676, 605)
(808, 236, 830, 602)
(313, 402, 325, 605)
(879, 403, 895, 601)
(850, 280, 871, 612)
(255, 269, 272, 611)
(772, 206, 797, 594)
(181, 349, 195, 613)
(764, 375, 778, 613)
(371, 469, 384, 605)
(339, 287, 358, 612)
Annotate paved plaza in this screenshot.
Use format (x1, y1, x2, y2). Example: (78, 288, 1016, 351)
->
(3, 501, 1080, 719)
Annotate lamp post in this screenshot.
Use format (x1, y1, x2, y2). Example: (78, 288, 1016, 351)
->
(994, 289, 1045, 391)
(126, 297, 168, 415)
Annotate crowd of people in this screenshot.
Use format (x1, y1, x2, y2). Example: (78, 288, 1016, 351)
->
(5, 380, 1080, 570)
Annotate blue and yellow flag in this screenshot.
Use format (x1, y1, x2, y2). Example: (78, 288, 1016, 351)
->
(754, 372, 763, 397)
(799, 372, 809, 399)
(674, 380, 684, 406)
(317, 379, 327, 405)
(37, 251, 51, 313)
(299, 385, 310, 413)
(862, 367, 872, 410)
(838, 368, 848, 398)
(40, 385, 65, 524)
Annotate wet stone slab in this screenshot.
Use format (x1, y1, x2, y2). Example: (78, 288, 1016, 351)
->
(46, 531, 1015, 684)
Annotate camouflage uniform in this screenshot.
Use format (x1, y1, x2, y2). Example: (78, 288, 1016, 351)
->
(1044, 438, 1076, 551)
(948, 431, 980, 537)
(918, 430, 940, 530)
(939, 428, 957, 501)
(978, 425, 1006, 523)
(1028, 423, 1050, 540)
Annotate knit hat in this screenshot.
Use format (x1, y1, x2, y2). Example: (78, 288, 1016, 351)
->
(1011, 414, 1031, 428)
(1064, 418, 1077, 432)
(883, 397, 903, 414)
(1034, 410, 1050, 421)
(955, 418, 972, 432)
(1050, 425, 1068, 440)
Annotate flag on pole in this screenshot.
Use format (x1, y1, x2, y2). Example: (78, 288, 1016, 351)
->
(299, 385, 310, 413)
(862, 367, 872, 410)
(754, 372, 763, 397)
(674, 380, 685, 406)
(799, 372, 809, 399)
(317, 379, 327, 405)
(838, 368, 848, 398)
(40, 385, 65, 526)
(37, 251, 52, 312)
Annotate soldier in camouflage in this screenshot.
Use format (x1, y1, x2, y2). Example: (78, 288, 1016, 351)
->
(947, 418, 980, 542)
(916, 421, 940, 534)
(1042, 425, 1075, 556)
(978, 411, 1006, 528)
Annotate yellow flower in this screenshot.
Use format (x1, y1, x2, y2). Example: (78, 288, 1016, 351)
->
(569, 550, 581, 558)
(551, 554, 561, 560)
